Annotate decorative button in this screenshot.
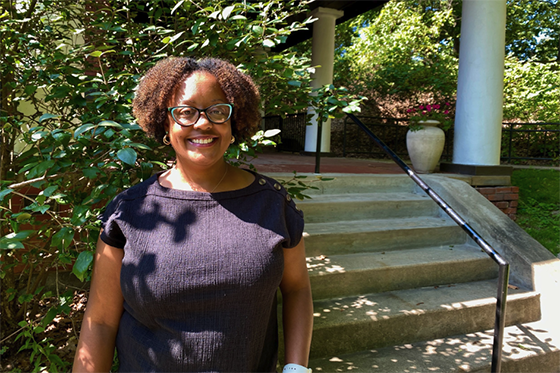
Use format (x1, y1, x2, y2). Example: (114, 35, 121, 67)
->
(286, 194, 292, 202)
(259, 178, 266, 185)
(273, 183, 281, 190)
(295, 205, 301, 211)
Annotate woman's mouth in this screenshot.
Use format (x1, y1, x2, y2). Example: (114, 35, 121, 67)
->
(189, 137, 216, 145)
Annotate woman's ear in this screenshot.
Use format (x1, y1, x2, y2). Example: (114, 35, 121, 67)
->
(163, 106, 172, 132)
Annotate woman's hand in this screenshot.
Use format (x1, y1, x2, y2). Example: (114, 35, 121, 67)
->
(73, 236, 124, 372)
(280, 238, 313, 368)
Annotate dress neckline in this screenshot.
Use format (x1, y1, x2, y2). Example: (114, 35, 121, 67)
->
(151, 169, 265, 200)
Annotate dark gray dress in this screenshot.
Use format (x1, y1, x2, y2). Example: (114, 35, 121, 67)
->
(100, 170, 304, 372)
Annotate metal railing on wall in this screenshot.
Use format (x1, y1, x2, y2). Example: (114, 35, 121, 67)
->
(263, 115, 559, 165)
(346, 113, 510, 373)
(501, 122, 560, 163)
(343, 117, 559, 164)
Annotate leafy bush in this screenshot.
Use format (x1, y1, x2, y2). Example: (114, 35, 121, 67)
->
(503, 58, 560, 123)
(0, 0, 339, 369)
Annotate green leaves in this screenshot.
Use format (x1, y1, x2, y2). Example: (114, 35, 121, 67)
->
(0, 231, 35, 250)
(503, 56, 560, 122)
(279, 172, 334, 201)
(51, 227, 74, 250)
(0, 188, 13, 202)
(117, 148, 137, 166)
(89, 50, 116, 58)
(1, 1, 320, 370)
(73, 251, 94, 282)
(162, 31, 184, 44)
(221, 5, 236, 20)
(311, 84, 367, 123)
(39, 113, 60, 122)
(336, 0, 458, 115)
(73, 123, 96, 138)
(171, 0, 185, 15)
(506, 0, 560, 63)
(71, 205, 90, 226)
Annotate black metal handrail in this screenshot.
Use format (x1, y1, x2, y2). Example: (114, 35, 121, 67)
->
(346, 113, 510, 373)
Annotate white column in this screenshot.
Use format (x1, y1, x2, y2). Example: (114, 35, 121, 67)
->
(304, 7, 344, 153)
(452, 0, 506, 166)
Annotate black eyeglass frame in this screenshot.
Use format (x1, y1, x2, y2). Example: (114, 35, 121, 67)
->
(167, 103, 234, 127)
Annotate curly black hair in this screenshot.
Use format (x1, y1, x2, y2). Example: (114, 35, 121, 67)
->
(133, 57, 261, 144)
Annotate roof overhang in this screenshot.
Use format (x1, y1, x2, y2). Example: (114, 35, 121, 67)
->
(271, 0, 389, 52)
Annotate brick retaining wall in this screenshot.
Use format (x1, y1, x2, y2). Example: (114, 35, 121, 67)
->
(475, 186, 519, 220)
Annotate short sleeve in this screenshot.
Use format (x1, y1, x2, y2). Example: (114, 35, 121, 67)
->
(99, 195, 126, 249)
(281, 188, 305, 249)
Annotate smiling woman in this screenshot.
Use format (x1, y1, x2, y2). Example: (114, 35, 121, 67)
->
(162, 70, 236, 188)
(72, 57, 313, 373)
(132, 57, 261, 145)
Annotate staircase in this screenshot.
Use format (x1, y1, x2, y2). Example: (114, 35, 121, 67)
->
(274, 173, 560, 372)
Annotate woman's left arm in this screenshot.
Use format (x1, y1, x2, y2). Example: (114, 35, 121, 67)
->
(280, 238, 313, 367)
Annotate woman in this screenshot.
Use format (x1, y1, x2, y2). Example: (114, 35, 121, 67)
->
(73, 57, 313, 372)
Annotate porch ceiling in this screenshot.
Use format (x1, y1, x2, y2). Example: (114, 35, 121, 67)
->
(271, 0, 389, 52)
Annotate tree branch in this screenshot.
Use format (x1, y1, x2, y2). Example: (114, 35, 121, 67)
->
(8, 174, 60, 190)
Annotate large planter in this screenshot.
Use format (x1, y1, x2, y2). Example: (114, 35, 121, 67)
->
(406, 120, 445, 174)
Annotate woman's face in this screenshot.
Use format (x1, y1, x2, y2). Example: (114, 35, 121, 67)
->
(166, 71, 232, 172)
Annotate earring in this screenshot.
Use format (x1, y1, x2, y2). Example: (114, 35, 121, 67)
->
(230, 136, 235, 144)
(163, 134, 171, 145)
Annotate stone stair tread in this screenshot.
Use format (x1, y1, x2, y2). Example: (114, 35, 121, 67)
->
(298, 191, 439, 223)
(309, 321, 560, 372)
(297, 191, 431, 204)
(307, 244, 489, 278)
(312, 280, 535, 329)
(308, 280, 541, 359)
(307, 244, 498, 299)
(268, 173, 416, 195)
(304, 216, 454, 235)
(307, 244, 499, 300)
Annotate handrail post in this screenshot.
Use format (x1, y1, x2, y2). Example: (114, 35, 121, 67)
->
(315, 121, 322, 174)
(343, 118, 348, 157)
(491, 263, 510, 373)
(508, 123, 513, 162)
(543, 128, 549, 158)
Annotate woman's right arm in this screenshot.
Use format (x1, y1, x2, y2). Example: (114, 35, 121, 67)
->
(73, 236, 124, 372)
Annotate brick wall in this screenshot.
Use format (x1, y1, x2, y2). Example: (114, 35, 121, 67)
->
(475, 186, 519, 220)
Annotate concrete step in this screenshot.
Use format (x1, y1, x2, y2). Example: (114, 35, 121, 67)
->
(304, 216, 467, 256)
(270, 173, 416, 195)
(308, 244, 498, 300)
(298, 192, 439, 223)
(310, 280, 541, 360)
(309, 321, 560, 372)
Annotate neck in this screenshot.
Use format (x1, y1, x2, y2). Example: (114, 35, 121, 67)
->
(171, 160, 229, 192)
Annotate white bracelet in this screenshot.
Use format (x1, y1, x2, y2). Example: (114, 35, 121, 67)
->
(283, 363, 312, 373)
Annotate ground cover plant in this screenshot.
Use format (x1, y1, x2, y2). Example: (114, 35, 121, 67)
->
(512, 168, 560, 256)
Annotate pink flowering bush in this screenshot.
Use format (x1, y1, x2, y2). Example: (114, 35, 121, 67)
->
(408, 102, 454, 131)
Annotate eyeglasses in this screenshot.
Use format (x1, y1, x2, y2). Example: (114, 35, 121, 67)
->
(167, 103, 233, 127)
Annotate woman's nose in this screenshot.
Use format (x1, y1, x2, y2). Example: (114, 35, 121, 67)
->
(192, 113, 213, 130)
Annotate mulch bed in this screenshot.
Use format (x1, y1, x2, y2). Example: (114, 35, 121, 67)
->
(1, 291, 87, 372)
